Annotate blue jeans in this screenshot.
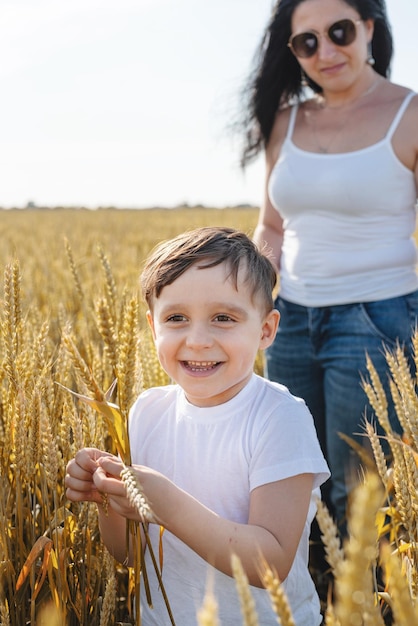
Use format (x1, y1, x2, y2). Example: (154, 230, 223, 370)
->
(266, 291, 418, 532)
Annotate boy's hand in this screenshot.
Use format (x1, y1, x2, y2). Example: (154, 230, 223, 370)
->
(93, 458, 154, 522)
(65, 447, 115, 504)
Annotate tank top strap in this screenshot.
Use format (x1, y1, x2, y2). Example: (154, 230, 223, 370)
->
(285, 103, 299, 140)
(386, 91, 416, 140)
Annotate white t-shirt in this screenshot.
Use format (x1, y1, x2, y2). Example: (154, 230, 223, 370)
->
(128, 373, 330, 625)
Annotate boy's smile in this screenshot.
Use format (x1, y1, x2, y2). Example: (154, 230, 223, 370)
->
(183, 360, 221, 373)
(147, 262, 279, 407)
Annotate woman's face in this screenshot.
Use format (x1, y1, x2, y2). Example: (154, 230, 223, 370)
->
(289, 0, 373, 92)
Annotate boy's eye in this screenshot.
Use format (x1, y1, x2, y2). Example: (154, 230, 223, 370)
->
(214, 314, 234, 322)
(166, 314, 187, 322)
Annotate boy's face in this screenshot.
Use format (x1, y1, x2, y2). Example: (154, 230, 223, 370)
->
(147, 261, 279, 407)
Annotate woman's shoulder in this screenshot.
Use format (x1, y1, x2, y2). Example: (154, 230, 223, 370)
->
(266, 97, 316, 164)
(265, 104, 294, 165)
(385, 81, 418, 148)
(384, 80, 416, 95)
(380, 80, 417, 106)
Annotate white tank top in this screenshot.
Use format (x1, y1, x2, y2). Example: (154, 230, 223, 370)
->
(268, 91, 418, 306)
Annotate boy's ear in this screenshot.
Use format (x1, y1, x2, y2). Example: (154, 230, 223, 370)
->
(259, 309, 280, 350)
(146, 310, 157, 340)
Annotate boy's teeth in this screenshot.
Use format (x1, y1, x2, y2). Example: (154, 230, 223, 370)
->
(189, 361, 216, 367)
(188, 361, 217, 367)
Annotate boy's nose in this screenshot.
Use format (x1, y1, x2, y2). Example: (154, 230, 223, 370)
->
(185, 323, 213, 349)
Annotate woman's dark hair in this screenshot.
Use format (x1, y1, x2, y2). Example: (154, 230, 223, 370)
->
(240, 0, 393, 166)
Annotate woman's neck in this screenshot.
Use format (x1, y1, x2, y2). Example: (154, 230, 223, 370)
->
(316, 71, 383, 111)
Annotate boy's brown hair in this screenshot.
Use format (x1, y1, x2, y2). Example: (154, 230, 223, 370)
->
(141, 226, 277, 314)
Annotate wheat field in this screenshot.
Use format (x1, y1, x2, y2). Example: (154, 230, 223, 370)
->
(0, 206, 418, 626)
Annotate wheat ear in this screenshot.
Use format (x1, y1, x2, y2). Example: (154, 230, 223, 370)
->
(120, 466, 154, 522)
(197, 586, 220, 626)
(403, 444, 418, 521)
(324, 602, 340, 626)
(0, 601, 10, 626)
(364, 421, 389, 488)
(95, 296, 118, 371)
(315, 498, 344, 576)
(259, 557, 295, 626)
(334, 473, 385, 626)
(2, 260, 22, 390)
(380, 543, 418, 625)
(61, 331, 104, 400)
(64, 237, 84, 301)
(117, 296, 140, 415)
(390, 437, 416, 539)
(363, 352, 391, 434)
(385, 345, 418, 449)
(97, 245, 117, 325)
(231, 554, 259, 626)
(40, 398, 60, 488)
(99, 552, 117, 626)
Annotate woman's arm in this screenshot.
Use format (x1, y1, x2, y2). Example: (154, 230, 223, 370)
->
(253, 109, 290, 270)
(93, 457, 313, 588)
(253, 194, 284, 271)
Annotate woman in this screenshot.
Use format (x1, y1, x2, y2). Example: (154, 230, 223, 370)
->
(241, 0, 418, 533)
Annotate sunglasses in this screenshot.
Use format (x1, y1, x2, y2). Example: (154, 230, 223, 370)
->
(288, 18, 362, 59)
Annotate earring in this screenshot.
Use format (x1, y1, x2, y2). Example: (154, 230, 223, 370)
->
(367, 43, 375, 66)
(301, 70, 308, 87)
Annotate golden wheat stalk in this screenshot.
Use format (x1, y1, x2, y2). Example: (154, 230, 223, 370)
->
(385, 345, 418, 450)
(258, 556, 295, 626)
(10, 259, 22, 353)
(315, 498, 344, 576)
(64, 237, 85, 302)
(61, 331, 104, 401)
(0, 391, 7, 468)
(1, 260, 21, 390)
(13, 388, 30, 480)
(388, 378, 407, 436)
(380, 543, 418, 624)
(324, 600, 340, 626)
(34, 602, 63, 626)
(334, 473, 385, 626)
(26, 385, 43, 480)
(0, 602, 10, 626)
(363, 352, 391, 434)
(197, 586, 220, 626)
(40, 398, 60, 489)
(230, 554, 259, 626)
(412, 329, 418, 381)
(29, 320, 50, 381)
(389, 437, 416, 539)
(95, 296, 118, 372)
(364, 421, 389, 488)
(120, 466, 154, 523)
(117, 296, 140, 415)
(403, 444, 418, 520)
(138, 329, 170, 389)
(97, 245, 117, 327)
(99, 552, 117, 626)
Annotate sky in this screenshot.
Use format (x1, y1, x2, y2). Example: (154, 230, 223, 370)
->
(0, 0, 416, 209)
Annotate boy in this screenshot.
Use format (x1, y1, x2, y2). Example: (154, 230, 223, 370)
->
(65, 226, 329, 625)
